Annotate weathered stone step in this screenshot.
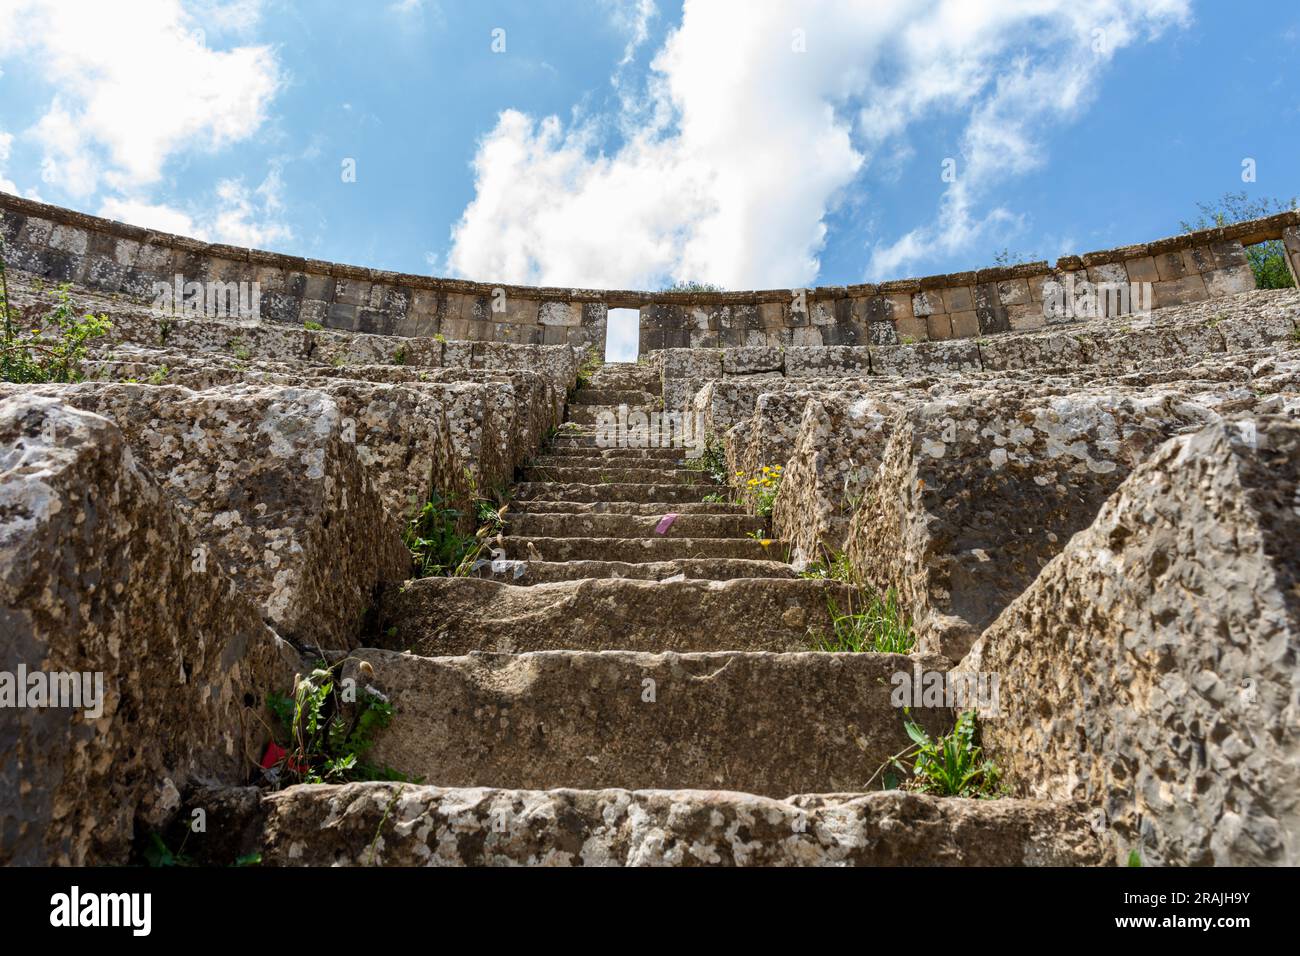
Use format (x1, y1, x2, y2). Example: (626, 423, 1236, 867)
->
(551, 434, 693, 452)
(382, 576, 835, 654)
(570, 388, 658, 406)
(567, 404, 662, 426)
(509, 499, 742, 516)
(522, 464, 707, 486)
(506, 511, 765, 539)
(513, 482, 720, 504)
(496, 535, 783, 562)
(587, 363, 661, 391)
(337, 649, 954, 796)
(189, 782, 1105, 866)
(534, 446, 687, 462)
(473, 557, 796, 584)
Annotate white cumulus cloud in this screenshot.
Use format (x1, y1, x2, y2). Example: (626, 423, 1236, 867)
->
(99, 166, 291, 248)
(0, 0, 281, 198)
(446, 0, 1189, 290)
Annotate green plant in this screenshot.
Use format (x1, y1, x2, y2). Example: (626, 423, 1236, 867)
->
(144, 829, 260, 868)
(144, 830, 194, 867)
(392, 346, 407, 365)
(812, 588, 915, 653)
(433, 332, 448, 344)
(402, 476, 505, 578)
(1182, 192, 1297, 290)
(881, 709, 1002, 798)
(574, 347, 602, 389)
(365, 785, 407, 866)
(227, 337, 252, 361)
(660, 280, 726, 293)
(991, 248, 1039, 268)
(1127, 849, 1143, 867)
(265, 658, 413, 786)
(146, 365, 170, 385)
(685, 436, 728, 484)
(900, 335, 918, 345)
(701, 491, 730, 504)
(738, 463, 782, 517)
(403, 490, 479, 578)
(798, 551, 857, 584)
(0, 278, 112, 385)
(304, 320, 324, 331)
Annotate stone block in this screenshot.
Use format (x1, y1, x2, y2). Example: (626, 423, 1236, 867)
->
(334, 278, 372, 307)
(846, 388, 1219, 659)
(1124, 256, 1159, 284)
(0, 396, 299, 865)
(758, 301, 785, 330)
(926, 314, 954, 340)
(48, 224, 89, 256)
(911, 290, 941, 317)
(893, 315, 928, 343)
(1203, 264, 1257, 298)
(949, 310, 979, 338)
(941, 285, 975, 314)
(1152, 274, 1209, 309)
(1154, 250, 1190, 281)
(995, 277, 1030, 307)
(962, 417, 1300, 865)
(722, 346, 782, 375)
(1006, 302, 1046, 332)
(810, 299, 842, 326)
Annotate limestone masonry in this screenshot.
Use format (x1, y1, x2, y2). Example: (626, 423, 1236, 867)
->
(1, 192, 1297, 867)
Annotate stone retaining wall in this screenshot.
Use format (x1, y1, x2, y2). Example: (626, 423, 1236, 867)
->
(4, 191, 1296, 353)
(0, 192, 607, 350)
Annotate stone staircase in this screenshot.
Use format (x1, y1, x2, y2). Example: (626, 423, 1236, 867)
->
(189, 362, 1105, 866)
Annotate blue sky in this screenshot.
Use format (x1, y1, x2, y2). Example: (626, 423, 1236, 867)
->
(0, 0, 1297, 295)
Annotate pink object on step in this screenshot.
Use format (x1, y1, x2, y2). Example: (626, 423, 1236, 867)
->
(654, 513, 680, 535)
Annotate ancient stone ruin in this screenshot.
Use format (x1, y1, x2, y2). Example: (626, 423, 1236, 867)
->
(1, 191, 1297, 866)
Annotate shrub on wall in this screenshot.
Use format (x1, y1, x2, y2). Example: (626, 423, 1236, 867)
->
(1182, 192, 1297, 290)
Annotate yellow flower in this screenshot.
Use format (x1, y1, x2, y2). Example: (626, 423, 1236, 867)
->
(735, 471, 745, 477)
(759, 539, 773, 547)
(747, 478, 759, 486)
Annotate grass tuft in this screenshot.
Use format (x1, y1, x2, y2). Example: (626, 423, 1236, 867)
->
(812, 587, 915, 654)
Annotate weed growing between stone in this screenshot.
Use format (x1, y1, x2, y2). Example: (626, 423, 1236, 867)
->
(403, 475, 508, 578)
(811, 588, 917, 653)
(119, 366, 170, 386)
(0, 236, 111, 383)
(404, 490, 476, 576)
(685, 436, 728, 483)
(143, 831, 261, 868)
(737, 463, 781, 516)
(574, 346, 602, 390)
(265, 659, 415, 786)
(876, 710, 1003, 798)
(798, 552, 857, 583)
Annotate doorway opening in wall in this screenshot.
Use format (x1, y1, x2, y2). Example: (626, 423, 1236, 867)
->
(605, 308, 640, 363)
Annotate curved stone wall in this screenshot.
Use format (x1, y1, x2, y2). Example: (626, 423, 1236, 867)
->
(2, 190, 1297, 350)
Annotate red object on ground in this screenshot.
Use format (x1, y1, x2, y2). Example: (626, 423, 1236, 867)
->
(261, 742, 286, 769)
